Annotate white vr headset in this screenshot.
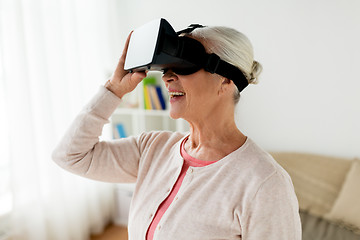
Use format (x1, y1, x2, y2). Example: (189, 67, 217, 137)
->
(124, 18, 249, 92)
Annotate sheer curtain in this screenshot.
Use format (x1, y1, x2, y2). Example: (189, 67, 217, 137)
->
(0, 0, 125, 239)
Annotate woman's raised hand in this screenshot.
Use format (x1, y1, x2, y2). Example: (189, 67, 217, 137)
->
(105, 32, 146, 98)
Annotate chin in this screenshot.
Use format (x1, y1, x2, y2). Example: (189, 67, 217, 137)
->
(169, 106, 183, 120)
(169, 111, 181, 120)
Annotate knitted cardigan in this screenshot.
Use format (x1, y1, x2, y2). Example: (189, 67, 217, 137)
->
(52, 86, 302, 240)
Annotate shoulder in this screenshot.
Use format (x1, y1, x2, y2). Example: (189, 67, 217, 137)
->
(137, 131, 187, 154)
(226, 138, 294, 198)
(242, 139, 298, 205)
(138, 131, 187, 146)
(232, 139, 299, 214)
(135, 131, 187, 175)
(238, 138, 291, 182)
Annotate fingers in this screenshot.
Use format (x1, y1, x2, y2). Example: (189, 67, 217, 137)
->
(107, 32, 146, 99)
(120, 31, 133, 63)
(112, 31, 134, 81)
(132, 71, 147, 83)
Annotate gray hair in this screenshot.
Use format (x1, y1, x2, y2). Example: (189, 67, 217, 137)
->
(186, 26, 262, 104)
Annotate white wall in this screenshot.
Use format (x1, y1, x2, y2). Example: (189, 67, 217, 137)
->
(110, 0, 360, 158)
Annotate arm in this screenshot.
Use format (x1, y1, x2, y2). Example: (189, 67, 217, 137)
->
(242, 172, 302, 240)
(52, 86, 142, 182)
(52, 32, 146, 182)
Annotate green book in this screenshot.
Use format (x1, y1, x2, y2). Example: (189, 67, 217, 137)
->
(143, 77, 157, 109)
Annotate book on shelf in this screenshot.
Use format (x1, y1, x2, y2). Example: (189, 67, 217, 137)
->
(148, 85, 162, 110)
(143, 85, 152, 110)
(143, 77, 166, 110)
(155, 85, 166, 110)
(113, 123, 127, 138)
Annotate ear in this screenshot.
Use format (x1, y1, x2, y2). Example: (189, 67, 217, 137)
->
(218, 77, 232, 95)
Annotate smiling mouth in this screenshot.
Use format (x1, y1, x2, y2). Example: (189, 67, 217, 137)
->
(169, 92, 185, 98)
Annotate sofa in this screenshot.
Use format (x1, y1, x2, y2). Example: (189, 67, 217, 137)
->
(271, 152, 360, 240)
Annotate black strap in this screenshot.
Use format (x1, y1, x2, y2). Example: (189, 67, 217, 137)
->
(204, 53, 249, 92)
(175, 38, 249, 92)
(174, 24, 249, 92)
(176, 24, 206, 35)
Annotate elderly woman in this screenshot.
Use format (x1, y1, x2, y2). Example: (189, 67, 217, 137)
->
(53, 23, 301, 240)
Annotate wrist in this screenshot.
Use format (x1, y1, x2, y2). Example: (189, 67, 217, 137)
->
(104, 80, 124, 99)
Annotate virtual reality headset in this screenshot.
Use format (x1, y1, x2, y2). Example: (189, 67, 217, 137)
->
(124, 18, 249, 92)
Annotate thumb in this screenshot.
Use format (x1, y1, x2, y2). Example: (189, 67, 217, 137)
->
(131, 71, 147, 85)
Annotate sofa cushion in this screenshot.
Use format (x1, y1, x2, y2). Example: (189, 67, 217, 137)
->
(271, 152, 352, 217)
(326, 159, 360, 234)
(301, 210, 360, 240)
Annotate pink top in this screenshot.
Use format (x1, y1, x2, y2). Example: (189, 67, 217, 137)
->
(146, 137, 216, 240)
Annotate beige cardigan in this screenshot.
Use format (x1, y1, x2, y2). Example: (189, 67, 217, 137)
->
(52, 86, 302, 240)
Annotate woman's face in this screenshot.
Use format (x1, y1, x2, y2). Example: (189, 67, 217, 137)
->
(162, 69, 226, 121)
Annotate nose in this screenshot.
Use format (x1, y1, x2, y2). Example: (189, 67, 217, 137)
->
(162, 70, 178, 86)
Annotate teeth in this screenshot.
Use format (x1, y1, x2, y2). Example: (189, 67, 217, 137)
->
(169, 92, 185, 97)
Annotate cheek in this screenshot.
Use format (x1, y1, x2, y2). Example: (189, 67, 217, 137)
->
(186, 85, 218, 110)
(181, 72, 221, 106)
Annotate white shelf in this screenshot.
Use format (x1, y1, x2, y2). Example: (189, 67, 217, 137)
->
(110, 71, 189, 137)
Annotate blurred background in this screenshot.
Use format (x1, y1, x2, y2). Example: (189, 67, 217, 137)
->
(0, 0, 359, 239)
